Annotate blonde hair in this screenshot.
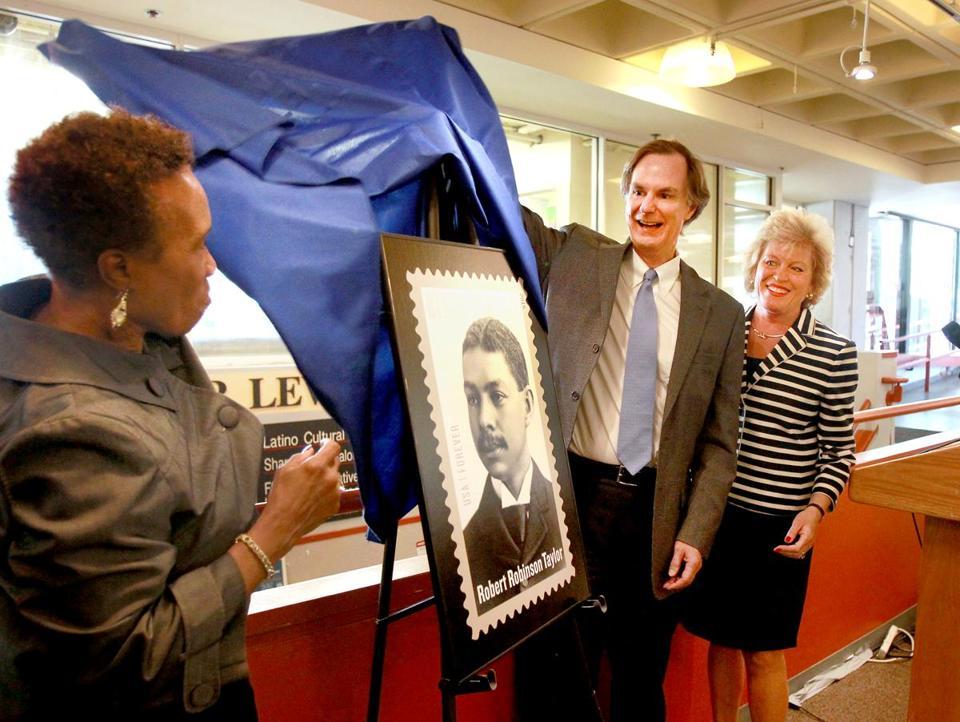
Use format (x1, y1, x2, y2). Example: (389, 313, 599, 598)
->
(743, 208, 834, 306)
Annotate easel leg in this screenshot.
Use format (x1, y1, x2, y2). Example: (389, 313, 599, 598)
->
(441, 686, 457, 722)
(366, 522, 398, 722)
(572, 612, 606, 721)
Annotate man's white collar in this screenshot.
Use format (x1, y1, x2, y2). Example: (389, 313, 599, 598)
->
(491, 460, 533, 508)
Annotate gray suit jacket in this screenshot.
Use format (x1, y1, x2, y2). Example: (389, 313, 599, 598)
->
(0, 277, 261, 716)
(523, 209, 743, 599)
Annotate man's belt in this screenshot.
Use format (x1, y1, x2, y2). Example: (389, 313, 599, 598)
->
(568, 452, 656, 488)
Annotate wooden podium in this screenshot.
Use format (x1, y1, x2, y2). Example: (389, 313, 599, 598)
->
(849, 432, 960, 722)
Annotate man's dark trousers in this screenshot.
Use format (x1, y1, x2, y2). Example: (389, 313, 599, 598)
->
(515, 453, 678, 722)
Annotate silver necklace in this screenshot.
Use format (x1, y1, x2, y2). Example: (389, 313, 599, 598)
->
(752, 327, 785, 340)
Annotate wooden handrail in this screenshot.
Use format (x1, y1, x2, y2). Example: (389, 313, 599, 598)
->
(888, 329, 935, 344)
(853, 394, 960, 423)
(854, 428, 960, 470)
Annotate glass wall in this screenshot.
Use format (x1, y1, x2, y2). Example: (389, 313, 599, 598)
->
(1, 14, 101, 285)
(718, 168, 775, 305)
(866, 214, 904, 349)
(909, 220, 958, 342)
(723, 167, 771, 206)
(868, 213, 960, 359)
(501, 116, 595, 228)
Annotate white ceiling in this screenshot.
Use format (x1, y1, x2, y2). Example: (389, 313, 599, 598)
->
(5, 0, 960, 225)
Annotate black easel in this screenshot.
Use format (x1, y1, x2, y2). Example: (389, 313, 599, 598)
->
(365, 518, 498, 722)
(365, 161, 600, 722)
(364, 514, 603, 722)
(366, 163, 496, 722)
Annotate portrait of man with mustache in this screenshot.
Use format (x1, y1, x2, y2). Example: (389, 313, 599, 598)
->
(460, 317, 564, 615)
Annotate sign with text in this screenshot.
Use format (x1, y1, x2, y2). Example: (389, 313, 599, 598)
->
(203, 364, 358, 509)
(259, 416, 357, 504)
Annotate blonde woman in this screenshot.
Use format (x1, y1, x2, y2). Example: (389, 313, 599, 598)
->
(684, 209, 858, 722)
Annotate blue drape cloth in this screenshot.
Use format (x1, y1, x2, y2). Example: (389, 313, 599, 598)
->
(41, 17, 542, 541)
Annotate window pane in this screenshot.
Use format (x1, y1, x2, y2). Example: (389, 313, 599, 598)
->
(1, 16, 105, 286)
(866, 215, 902, 349)
(188, 273, 289, 356)
(678, 163, 717, 283)
(601, 139, 717, 282)
(723, 167, 770, 205)
(720, 205, 769, 306)
(907, 220, 958, 358)
(502, 117, 595, 228)
(602, 139, 634, 242)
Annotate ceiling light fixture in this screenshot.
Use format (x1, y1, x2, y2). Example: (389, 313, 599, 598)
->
(659, 37, 736, 88)
(0, 12, 17, 36)
(841, 0, 877, 81)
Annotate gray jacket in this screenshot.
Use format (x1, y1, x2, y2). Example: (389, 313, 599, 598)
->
(0, 278, 262, 717)
(523, 210, 744, 599)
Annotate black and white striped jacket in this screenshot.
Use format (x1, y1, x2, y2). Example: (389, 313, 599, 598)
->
(730, 306, 858, 515)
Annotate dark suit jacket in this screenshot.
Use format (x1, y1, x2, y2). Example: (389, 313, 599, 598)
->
(523, 209, 744, 600)
(463, 462, 565, 614)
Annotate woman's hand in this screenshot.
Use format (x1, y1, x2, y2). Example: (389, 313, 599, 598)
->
(260, 440, 343, 551)
(230, 440, 342, 591)
(772, 506, 821, 560)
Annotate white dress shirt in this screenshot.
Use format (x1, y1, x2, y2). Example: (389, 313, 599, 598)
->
(491, 459, 533, 507)
(569, 249, 681, 466)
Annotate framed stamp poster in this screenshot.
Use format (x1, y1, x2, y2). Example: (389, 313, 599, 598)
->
(381, 233, 589, 684)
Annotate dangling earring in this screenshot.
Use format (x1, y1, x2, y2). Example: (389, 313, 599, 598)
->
(110, 289, 129, 330)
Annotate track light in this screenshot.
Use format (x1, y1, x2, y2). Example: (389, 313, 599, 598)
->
(841, 1, 877, 81)
(850, 49, 876, 80)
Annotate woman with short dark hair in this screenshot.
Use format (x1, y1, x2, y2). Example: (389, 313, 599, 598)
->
(1, 109, 342, 720)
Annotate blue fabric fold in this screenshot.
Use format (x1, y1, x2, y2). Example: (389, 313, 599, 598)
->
(41, 16, 542, 541)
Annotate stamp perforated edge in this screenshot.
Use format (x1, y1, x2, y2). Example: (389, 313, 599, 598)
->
(406, 268, 576, 639)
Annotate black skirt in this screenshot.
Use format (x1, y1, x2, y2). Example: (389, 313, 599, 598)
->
(682, 503, 813, 652)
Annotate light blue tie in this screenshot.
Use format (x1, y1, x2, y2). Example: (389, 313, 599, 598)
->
(617, 268, 658, 475)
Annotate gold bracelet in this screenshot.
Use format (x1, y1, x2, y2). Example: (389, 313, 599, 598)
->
(235, 534, 276, 577)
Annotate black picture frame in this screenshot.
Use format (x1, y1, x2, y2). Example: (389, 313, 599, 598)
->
(381, 233, 589, 685)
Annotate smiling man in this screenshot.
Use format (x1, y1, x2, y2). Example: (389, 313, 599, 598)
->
(460, 317, 563, 616)
(517, 139, 745, 722)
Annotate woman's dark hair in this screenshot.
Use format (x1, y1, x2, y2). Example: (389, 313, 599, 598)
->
(8, 108, 194, 288)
